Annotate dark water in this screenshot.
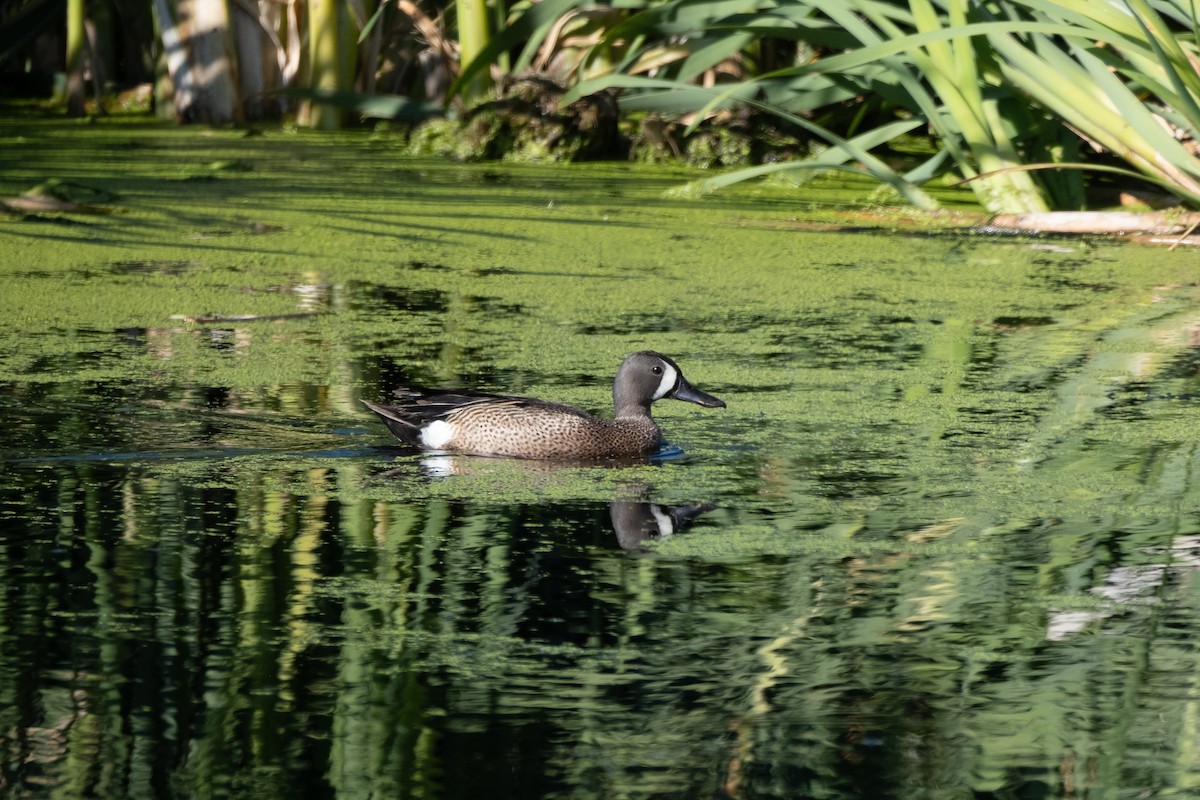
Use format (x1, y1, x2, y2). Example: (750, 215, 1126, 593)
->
(4, 118, 1200, 799)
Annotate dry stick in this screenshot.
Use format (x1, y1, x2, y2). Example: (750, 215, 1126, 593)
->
(395, 0, 457, 72)
(1168, 218, 1200, 251)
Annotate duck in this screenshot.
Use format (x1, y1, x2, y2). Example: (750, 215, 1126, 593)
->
(362, 350, 726, 460)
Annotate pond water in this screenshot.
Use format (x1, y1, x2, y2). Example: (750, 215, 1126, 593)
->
(3, 114, 1200, 799)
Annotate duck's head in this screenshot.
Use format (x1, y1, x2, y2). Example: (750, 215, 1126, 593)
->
(614, 351, 726, 417)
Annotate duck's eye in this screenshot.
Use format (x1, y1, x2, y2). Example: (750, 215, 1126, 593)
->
(651, 365, 663, 374)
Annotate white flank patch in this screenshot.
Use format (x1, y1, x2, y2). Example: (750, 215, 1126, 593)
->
(419, 420, 456, 450)
(648, 505, 674, 537)
(652, 363, 678, 400)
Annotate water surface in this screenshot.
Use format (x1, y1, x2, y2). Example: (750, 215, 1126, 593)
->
(3, 116, 1200, 799)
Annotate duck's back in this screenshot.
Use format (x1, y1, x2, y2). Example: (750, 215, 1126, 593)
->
(444, 399, 662, 459)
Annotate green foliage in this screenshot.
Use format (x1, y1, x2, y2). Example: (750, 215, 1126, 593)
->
(463, 0, 1200, 211)
(409, 76, 623, 160)
(285, 88, 444, 122)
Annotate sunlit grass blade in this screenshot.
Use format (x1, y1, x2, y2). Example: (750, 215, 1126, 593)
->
(678, 117, 930, 195)
(567, 73, 937, 207)
(988, 27, 1200, 203)
(1121, 0, 1200, 123)
(450, 0, 580, 101)
(530, 0, 1200, 210)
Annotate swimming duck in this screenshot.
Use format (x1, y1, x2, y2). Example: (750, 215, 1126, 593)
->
(362, 350, 725, 459)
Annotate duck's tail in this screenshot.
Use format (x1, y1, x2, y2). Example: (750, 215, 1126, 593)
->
(361, 399, 424, 446)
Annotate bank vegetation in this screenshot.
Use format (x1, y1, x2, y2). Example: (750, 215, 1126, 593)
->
(4, 0, 1200, 217)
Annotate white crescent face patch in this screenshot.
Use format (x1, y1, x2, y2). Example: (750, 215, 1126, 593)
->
(652, 362, 678, 400)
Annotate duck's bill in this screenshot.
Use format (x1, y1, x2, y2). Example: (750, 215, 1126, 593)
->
(670, 378, 726, 408)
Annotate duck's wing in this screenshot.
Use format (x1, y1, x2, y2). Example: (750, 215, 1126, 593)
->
(391, 388, 593, 418)
(363, 389, 593, 446)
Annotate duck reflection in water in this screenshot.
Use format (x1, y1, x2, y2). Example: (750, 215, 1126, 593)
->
(375, 453, 718, 551)
(609, 499, 716, 550)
